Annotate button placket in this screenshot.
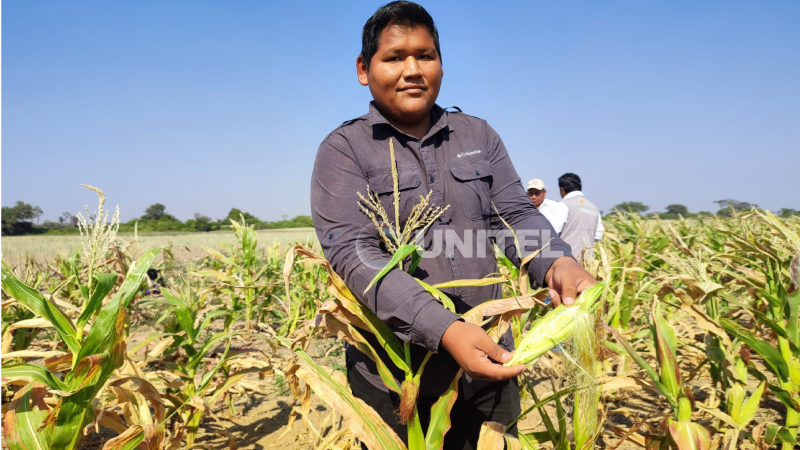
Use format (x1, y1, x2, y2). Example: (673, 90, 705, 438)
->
(419, 140, 443, 207)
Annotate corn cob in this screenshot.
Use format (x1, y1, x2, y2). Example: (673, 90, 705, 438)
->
(505, 282, 605, 367)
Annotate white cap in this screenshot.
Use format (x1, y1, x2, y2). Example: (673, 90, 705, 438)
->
(527, 179, 545, 191)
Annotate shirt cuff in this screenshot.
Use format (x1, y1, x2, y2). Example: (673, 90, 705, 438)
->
(410, 301, 460, 353)
(529, 241, 574, 287)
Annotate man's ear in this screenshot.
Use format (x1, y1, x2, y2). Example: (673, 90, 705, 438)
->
(357, 55, 369, 86)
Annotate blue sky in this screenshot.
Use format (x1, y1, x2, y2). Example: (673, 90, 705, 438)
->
(3, 1, 799, 222)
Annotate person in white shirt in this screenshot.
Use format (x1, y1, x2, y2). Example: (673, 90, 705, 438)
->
(527, 179, 568, 234)
(557, 173, 605, 261)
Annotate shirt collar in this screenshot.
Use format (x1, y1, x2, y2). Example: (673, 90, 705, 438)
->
(367, 101, 452, 140)
(563, 190, 584, 200)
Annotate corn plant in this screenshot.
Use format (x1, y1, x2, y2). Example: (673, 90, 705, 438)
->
(285, 244, 548, 449)
(196, 215, 273, 332)
(147, 282, 272, 447)
(714, 211, 800, 449)
(608, 302, 712, 450)
(1, 186, 163, 450)
(1, 249, 160, 449)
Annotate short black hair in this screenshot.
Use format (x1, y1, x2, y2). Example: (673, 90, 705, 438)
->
(360, 1, 441, 71)
(558, 173, 582, 194)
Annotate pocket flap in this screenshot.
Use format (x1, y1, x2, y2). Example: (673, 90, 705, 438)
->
(448, 159, 492, 182)
(367, 170, 422, 194)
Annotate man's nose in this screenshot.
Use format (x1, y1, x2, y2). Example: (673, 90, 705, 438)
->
(403, 56, 422, 78)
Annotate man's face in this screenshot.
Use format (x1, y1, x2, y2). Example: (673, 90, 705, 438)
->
(357, 25, 443, 126)
(528, 189, 546, 208)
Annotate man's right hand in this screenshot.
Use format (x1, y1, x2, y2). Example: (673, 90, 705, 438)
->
(440, 321, 525, 381)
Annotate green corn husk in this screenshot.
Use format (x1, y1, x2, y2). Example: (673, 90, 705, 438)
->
(505, 282, 605, 367)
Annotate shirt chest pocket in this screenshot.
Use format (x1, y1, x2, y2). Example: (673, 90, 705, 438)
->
(366, 168, 424, 226)
(448, 159, 492, 221)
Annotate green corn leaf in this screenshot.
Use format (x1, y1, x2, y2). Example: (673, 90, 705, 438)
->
(337, 293, 410, 373)
(776, 426, 798, 444)
(746, 367, 800, 412)
(2, 261, 81, 356)
(720, 317, 790, 382)
(202, 247, 238, 267)
(197, 341, 231, 394)
(786, 287, 799, 354)
(191, 269, 238, 284)
(736, 381, 765, 428)
(162, 289, 196, 343)
(415, 279, 456, 313)
(364, 244, 420, 295)
(424, 370, 461, 450)
(76, 249, 159, 363)
(509, 380, 579, 432)
(747, 307, 790, 340)
(186, 332, 238, 373)
(652, 304, 682, 402)
(2, 364, 69, 392)
(195, 309, 230, 340)
(407, 247, 422, 275)
(494, 250, 519, 280)
(52, 352, 117, 450)
(552, 378, 568, 450)
(76, 273, 118, 331)
(760, 210, 800, 250)
(407, 409, 425, 450)
(3, 382, 54, 450)
(667, 418, 711, 450)
(519, 431, 550, 449)
(604, 323, 670, 402)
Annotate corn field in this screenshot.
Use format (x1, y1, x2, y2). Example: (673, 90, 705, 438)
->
(1, 188, 798, 449)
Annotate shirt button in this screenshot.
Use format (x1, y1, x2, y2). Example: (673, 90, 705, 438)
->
(430, 175, 435, 182)
(475, 170, 481, 176)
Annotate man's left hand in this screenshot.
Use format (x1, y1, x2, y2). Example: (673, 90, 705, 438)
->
(543, 256, 596, 307)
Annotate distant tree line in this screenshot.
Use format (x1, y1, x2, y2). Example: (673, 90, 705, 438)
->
(4, 199, 799, 236)
(608, 199, 800, 219)
(1, 201, 314, 236)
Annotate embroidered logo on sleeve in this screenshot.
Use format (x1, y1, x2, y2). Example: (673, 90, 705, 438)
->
(456, 150, 481, 158)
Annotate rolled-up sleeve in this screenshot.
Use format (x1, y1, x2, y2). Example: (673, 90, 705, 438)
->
(483, 122, 573, 286)
(310, 133, 459, 352)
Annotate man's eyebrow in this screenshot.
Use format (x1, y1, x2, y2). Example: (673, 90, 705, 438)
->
(381, 45, 437, 54)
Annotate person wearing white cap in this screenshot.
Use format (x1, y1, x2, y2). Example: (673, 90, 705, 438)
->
(527, 179, 568, 234)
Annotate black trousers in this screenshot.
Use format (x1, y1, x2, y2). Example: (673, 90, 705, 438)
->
(346, 356, 521, 450)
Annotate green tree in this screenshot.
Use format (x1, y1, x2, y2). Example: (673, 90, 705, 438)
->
(665, 204, 689, 215)
(611, 202, 649, 214)
(225, 208, 259, 226)
(778, 208, 799, 218)
(186, 213, 217, 232)
(142, 203, 167, 221)
(2, 201, 44, 235)
(714, 199, 757, 217)
(59, 212, 78, 227)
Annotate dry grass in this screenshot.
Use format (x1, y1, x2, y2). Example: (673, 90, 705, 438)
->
(1, 228, 318, 263)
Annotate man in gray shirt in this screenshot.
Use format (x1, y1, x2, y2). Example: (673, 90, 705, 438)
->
(310, 2, 596, 448)
(558, 173, 605, 262)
